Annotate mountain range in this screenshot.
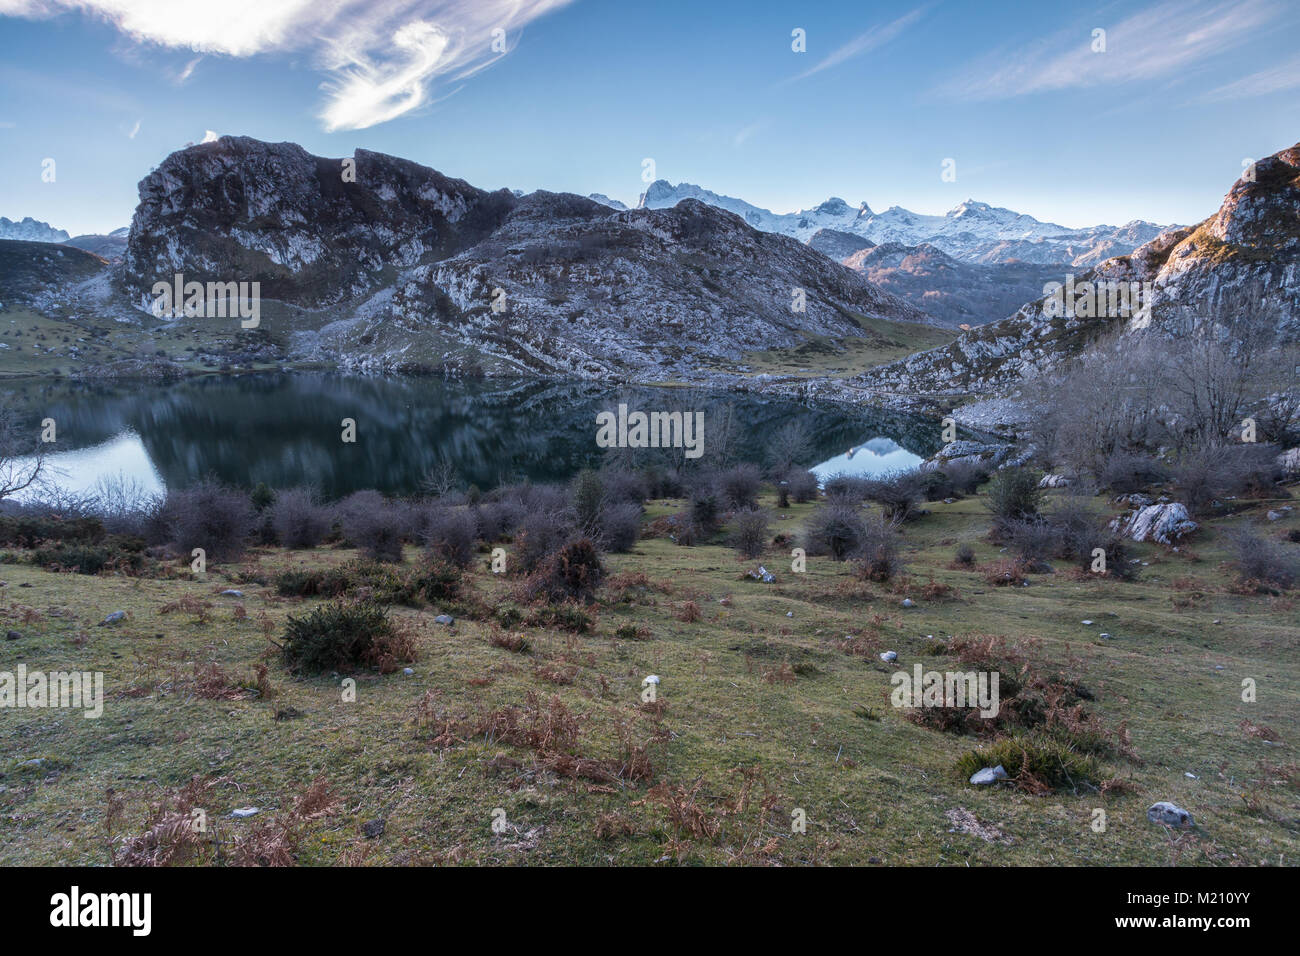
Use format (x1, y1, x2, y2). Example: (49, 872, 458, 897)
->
(115, 136, 929, 379)
(864, 141, 1300, 398)
(3, 136, 1296, 410)
(628, 181, 1172, 268)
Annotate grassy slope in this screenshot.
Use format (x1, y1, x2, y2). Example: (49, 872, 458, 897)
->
(1, 492, 1297, 867)
(716, 313, 957, 379)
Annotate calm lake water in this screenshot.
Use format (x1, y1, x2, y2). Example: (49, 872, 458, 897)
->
(3, 373, 950, 500)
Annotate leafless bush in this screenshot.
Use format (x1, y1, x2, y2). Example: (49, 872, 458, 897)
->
(423, 505, 478, 568)
(164, 480, 254, 564)
(803, 502, 868, 561)
(729, 508, 770, 559)
(1229, 529, 1298, 591)
(270, 487, 332, 549)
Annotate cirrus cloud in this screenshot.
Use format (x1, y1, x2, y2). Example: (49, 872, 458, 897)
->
(0, 0, 574, 130)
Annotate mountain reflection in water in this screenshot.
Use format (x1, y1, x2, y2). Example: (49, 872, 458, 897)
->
(3, 373, 947, 500)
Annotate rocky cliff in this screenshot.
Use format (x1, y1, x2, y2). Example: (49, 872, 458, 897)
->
(122, 136, 933, 379)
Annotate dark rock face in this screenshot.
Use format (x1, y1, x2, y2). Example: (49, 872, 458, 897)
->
(121, 136, 934, 379)
(124, 136, 517, 308)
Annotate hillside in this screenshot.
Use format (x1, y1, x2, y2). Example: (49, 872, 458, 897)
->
(118, 137, 934, 380)
(860, 142, 1300, 397)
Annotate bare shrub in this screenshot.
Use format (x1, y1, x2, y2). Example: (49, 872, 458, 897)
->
(803, 502, 867, 561)
(1173, 443, 1282, 515)
(853, 513, 904, 581)
(423, 506, 478, 568)
(270, 487, 332, 549)
(716, 463, 762, 510)
(785, 469, 820, 503)
(729, 508, 770, 559)
(164, 480, 254, 564)
(1229, 529, 1298, 591)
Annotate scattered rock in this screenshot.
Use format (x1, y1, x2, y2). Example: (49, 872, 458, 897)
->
(1266, 507, 1292, 521)
(98, 611, 126, 627)
(1081, 619, 1093, 625)
(945, 807, 1009, 842)
(1110, 502, 1198, 545)
(1277, 447, 1300, 474)
(1147, 801, 1194, 828)
(362, 818, 386, 839)
(434, 614, 454, 625)
(220, 589, 244, 597)
(4, 630, 19, 641)
(643, 674, 660, 686)
(880, 651, 898, 663)
(1099, 633, 1111, 640)
(402, 667, 414, 676)
(969, 765, 1009, 785)
(901, 598, 915, 608)
(1038, 474, 1072, 488)
(786, 611, 793, 618)
(230, 807, 260, 818)
(747, 566, 775, 583)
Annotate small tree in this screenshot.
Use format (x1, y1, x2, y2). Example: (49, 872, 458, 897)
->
(0, 408, 46, 502)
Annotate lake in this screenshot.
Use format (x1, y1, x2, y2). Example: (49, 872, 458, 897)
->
(2, 372, 952, 500)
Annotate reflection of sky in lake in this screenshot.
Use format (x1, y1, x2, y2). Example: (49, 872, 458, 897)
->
(811, 437, 922, 481)
(15, 431, 164, 501)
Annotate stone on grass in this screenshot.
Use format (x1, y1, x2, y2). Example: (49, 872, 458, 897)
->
(230, 807, 260, 818)
(969, 765, 1009, 785)
(5, 630, 19, 641)
(880, 651, 898, 663)
(99, 611, 125, 627)
(901, 598, 915, 608)
(1147, 801, 1194, 828)
(434, 614, 454, 625)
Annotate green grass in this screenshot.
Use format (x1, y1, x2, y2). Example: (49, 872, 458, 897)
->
(0, 491, 1297, 866)
(717, 313, 957, 378)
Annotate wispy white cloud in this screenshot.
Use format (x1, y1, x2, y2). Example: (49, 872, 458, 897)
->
(0, 0, 575, 130)
(201, 129, 219, 143)
(937, 0, 1283, 100)
(127, 118, 140, 138)
(786, 6, 929, 84)
(175, 55, 201, 85)
(732, 120, 766, 147)
(1201, 53, 1300, 101)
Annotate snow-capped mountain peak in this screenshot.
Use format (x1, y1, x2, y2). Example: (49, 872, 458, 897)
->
(634, 181, 1174, 267)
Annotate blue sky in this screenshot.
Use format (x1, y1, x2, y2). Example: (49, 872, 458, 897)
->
(1, 0, 1298, 236)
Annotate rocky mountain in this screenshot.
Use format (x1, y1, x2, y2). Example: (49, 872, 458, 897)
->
(0, 239, 106, 306)
(841, 242, 1061, 329)
(588, 193, 627, 211)
(65, 229, 129, 261)
(638, 181, 1170, 268)
(862, 141, 1300, 397)
(121, 136, 933, 379)
(808, 228, 874, 260)
(0, 216, 69, 243)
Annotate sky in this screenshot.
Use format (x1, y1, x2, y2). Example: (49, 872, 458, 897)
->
(1, 0, 1298, 236)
